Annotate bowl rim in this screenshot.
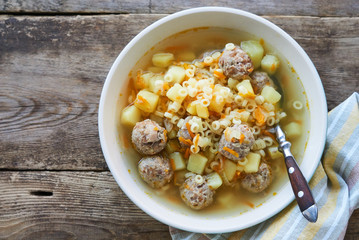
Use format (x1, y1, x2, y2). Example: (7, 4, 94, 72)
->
(99, 6, 327, 233)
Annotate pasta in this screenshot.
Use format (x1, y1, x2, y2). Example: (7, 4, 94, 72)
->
(120, 38, 307, 211)
(293, 100, 303, 110)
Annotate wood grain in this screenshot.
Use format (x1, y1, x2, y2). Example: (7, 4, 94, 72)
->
(0, 171, 171, 240)
(0, 171, 358, 239)
(346, 210, 359, 240)
(0, 0, 358, 17)
(151, 0, 359, 17)
(0, 15, 358, 170)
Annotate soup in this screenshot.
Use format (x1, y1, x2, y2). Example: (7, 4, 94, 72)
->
(117, 27, 309, 214)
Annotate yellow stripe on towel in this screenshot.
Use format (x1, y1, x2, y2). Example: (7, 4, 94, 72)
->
(298, 104, 359, 239)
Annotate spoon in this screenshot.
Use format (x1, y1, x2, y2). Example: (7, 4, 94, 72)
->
(273, 125, 318, 222)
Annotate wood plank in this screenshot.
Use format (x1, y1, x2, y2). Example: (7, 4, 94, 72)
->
(0, 0, 358, 17)
(0, 14, 162, 170)
(0, 0, 151, 14)
(151, 0, 359, 17)
(0, 15, 358, 170)
(345, 210, 359, 240)
(0, 171, 171, 240)
(0, 170, 358, 238)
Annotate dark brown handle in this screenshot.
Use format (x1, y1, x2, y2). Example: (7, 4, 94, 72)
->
(285, 156, 316, 212)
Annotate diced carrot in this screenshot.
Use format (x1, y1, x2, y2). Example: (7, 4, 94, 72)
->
(239, 134, 245, 144)
(193, 134, 200, 147)
(270, 64, 276, 72)
(243, 200, 254, 208)
(262, 129, 276, 140)
(222, 147, 239, 158)
(169, 159, 176, 170)
(253, 106, 266, 125)
(179, 137, 193, 146)
(163, 130, 167, 143)
(213, 70, 226, 80)
(163, 82, 169, 91)
(136, 95, 149, 105)
(186, 122, 195, 138)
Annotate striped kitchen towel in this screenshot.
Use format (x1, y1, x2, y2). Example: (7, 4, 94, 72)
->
(169, 92, 359, 240)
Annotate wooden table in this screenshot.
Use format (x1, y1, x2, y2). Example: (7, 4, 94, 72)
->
(0, 1, 358, 239)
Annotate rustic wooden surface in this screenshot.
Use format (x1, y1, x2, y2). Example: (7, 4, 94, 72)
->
(0, 1, 358, 239)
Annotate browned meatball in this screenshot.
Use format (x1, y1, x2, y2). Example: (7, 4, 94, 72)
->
(219, 46, 254, 80)
(219, 124, 255, 161)
(177, 116, 193, 148)
(180, 175, 214, 210)
(138, 155, 173, 188)
(132, 119, 167, 155)
(241, 162, 273, 193)
(250, 71, 274, 94)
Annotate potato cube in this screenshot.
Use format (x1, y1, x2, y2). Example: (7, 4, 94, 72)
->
(165, 66, 186, 84)
(134, 72, 152, 90)
(209, 85, 227, 113)
(168, 129, 177, 139)
(152, 53, 174, 67)
(187, 153, 208, 174)
(186, 101, 197, 115)
(166, 83, 187, 103)
(261, 55, 280, 75)
(209, 91, 226, 113)
(268, 146, 283, 160)
(169, 152, 186, 171)
(204, 150, 216, 162)
(196, 104, 209, 119)
(241, 40, 264, 69)
(134, 90, 159, 113)
(174, 170, 188, 186)
(283, 122, 301, 139)
(165, 139, 181, 154)
(236, 79, 254, 96)
(223, 159, 237, 181)
(206, 172, 223, 190)
(228, 78, 239, 89)
(261, 86, 281, 104)
(244, 152, 261, 173)
(121, 105, 141, 127)
(238, 111, 250, 122)
(147, 66, 166, 73)
(177, 51, 196, 61)
(148, 75, 165, 95)
(149, 113, 163, 125)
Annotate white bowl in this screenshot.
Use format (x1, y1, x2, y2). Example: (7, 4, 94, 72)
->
(99, 7, 327, 233)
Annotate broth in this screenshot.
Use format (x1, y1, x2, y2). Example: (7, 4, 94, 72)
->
(117, 27, 309, 215)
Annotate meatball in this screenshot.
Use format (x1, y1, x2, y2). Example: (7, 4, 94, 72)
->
(219, 124, 255, 161)
(177, 116, 193, 148)
(132, 119, 167, 155)
(219, 46, 254, 80)
(138, 155, 173, 188)
(250, 71, 274, 94)
(180, 175, 214, 210)
(241, 162, 273, 193)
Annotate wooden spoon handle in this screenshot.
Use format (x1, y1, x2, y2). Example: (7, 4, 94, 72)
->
(285, 155, 318, 222)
